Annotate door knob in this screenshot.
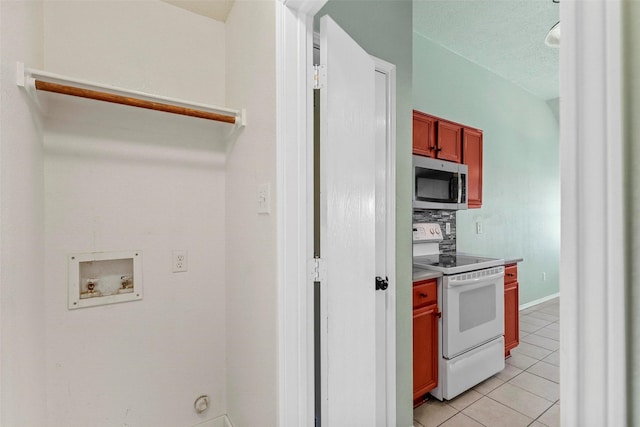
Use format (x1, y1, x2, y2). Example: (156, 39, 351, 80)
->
(375, 276, 389, 291)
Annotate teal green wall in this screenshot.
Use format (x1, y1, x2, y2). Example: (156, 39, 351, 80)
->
(413, 33, 560, 305)
(316, 1, 413, 425)
(623, 0, 640, 424)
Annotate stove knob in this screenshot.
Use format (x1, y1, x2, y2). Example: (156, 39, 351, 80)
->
(429, 228, 435, 235)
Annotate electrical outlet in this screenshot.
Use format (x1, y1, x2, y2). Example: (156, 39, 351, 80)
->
(172, 250, 187, 273)
(542, 272, 547, 281)
(476, 221, 483, 234)
(445, 222, 451, 235)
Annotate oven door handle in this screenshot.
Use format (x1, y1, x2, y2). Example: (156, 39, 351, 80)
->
(447, 272, 504, 287)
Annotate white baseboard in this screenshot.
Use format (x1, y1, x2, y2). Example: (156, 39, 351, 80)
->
(191, 414, 233, 427)
(519, 292, 560, 311)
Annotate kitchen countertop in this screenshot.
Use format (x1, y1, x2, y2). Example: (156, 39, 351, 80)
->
(412, 267, 443, 282)
(455, 251, 523, 266)
(412, 255, 523, 280)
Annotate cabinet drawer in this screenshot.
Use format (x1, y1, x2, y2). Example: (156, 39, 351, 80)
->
(505, 264, 518, 283)
(413, 279, 437, 308)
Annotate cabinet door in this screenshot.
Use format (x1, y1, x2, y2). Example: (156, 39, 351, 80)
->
(436, 120, 462, 163)
(413, 111, 436, 157)
(504, 265, 519, 357)
(463, 128, 483, 209)
(413, 303, 439, 401)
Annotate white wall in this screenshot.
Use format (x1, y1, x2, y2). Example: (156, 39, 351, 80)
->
(225, 1, 278, 426)
(42, 2, 228, 426)
(414, 34, 560, 305)
(44, 1, 226, 105)
(0, 1, 46, 426)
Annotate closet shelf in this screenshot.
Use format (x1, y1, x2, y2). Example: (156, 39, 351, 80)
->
(17, 62, 246, 127)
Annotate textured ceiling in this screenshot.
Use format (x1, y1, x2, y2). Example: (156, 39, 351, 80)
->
(159, 0, 558, 100)
(161, 0, 234, 22)
(414, 0, 559, 100)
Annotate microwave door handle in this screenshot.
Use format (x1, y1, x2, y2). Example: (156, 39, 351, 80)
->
(458, 174, 462, 203)
(450, 177, 458, 202)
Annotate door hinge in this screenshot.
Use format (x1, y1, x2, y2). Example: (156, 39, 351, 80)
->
(313, 65, 325, 90)
(308, 257, 326, 282)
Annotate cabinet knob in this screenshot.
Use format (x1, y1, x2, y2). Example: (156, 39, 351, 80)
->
(435, 311, 442, 318)
(419, 293, 428, 298)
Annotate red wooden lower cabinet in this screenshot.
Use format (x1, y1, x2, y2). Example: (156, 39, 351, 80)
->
(504, 264, 519, 357)
(413, 278, 439, 403)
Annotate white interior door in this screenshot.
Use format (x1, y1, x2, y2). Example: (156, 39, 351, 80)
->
(319, 15, 377, 425)
(373, 63, 397, 426)
(374, 69, 389, 427)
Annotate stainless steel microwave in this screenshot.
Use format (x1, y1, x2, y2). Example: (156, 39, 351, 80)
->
(413, 155, 468, 210)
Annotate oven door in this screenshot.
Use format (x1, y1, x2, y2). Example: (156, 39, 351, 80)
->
(442, 266, 504, 359)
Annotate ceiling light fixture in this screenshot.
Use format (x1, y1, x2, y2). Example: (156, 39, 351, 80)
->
(545, 0, 560, 48)
(545, 21, 561, 48)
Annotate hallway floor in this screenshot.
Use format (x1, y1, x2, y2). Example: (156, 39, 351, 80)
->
(414, 297, 560, 427)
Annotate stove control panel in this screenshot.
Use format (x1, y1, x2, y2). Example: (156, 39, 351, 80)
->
(413, 223, 443, 242)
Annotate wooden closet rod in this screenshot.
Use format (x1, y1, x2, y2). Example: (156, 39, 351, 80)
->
(34, 79, 237, 124)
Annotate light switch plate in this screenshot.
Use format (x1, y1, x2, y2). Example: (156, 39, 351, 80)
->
(257, 183, 271, 214)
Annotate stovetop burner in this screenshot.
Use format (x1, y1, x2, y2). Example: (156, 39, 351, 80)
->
(413, 253, 504, 275)
(412, 222, 504, 274)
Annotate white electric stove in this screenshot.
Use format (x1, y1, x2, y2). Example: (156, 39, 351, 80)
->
(413, 222, 505, 401)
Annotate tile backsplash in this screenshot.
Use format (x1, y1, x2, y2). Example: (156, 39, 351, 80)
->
(413, 209, 456, 253)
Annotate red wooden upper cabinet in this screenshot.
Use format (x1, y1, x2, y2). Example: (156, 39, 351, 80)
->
(413, 110, 437, 157)
(463, 127, 483, 209)
(436, 120, 463, 163)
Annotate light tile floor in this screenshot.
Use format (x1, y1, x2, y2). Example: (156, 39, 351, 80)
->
(414, 297, 560, 427)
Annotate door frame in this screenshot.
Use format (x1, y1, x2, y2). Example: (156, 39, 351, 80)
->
(276, 1, 397, 424)
(275, 1, 328, 426)
(559, 0, 626, 425)
(276, 0, 399, 425)
(277, 0, 627, 426)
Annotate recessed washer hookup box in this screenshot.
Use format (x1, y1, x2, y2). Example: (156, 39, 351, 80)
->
(68, 250, 143, 310)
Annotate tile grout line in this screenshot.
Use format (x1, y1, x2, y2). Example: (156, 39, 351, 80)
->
(434, 408, 459, 427)
(522, 372, 559, 385)
(530, 400, 559, 427)
(449, 409, 489, 427)
(482, 393, 555, 424)
(506, 372, 559, 403)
